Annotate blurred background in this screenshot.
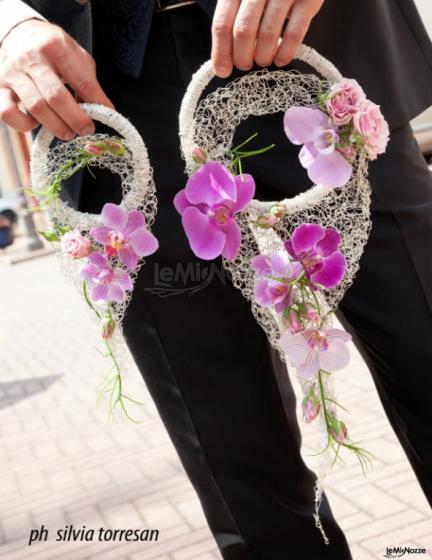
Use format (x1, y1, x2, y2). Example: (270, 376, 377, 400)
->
(1, 3, 432, 560)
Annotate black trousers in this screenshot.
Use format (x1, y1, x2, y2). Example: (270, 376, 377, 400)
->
(80, 5, 432, 559)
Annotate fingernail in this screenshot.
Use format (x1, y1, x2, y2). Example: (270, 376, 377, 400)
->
(82, 124, 95, 136)
(237, 65, 253, 71)
(215, 66, 231, 78)
(64, 131, 76, 141)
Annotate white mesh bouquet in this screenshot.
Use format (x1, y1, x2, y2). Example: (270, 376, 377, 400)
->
(176, 45, 390, 542)
(30, 104, 159, 421)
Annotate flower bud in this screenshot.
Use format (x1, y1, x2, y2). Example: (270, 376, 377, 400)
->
(191, 145, 208, 164)
(283, 310, 303, 333)
(256, 213, 279, 229)
(101, 315, 116, 340)
(305, 304, 321, 323)
(270, 204, 287, 219)
(302, 394, 321, 423)
(84, 141, 107, 155)
(329, 418, 348, 444)
(105, 139, 126, 157)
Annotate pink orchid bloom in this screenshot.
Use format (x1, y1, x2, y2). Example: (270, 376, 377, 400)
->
(285, 223, 346, 289)
(279, 327, 351, 379)
(173, 161, 255, 260)
(284, 107, 353, 188)
(90, 203, 159, 270)
(81, 252, 133, 304)
(251, 251, 302, 314)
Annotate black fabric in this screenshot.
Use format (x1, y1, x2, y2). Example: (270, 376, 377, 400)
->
(76, 6, 432, 559)
(20, 0, 432, 128)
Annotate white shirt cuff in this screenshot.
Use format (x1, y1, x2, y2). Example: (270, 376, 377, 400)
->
(0, 0, 47, 44)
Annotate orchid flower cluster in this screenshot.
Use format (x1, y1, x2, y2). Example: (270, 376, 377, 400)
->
(284, 78, 390, 189)
(252, 223, 373, 470)
(174, 137, 276, 261)
(38, 139, 159, 420)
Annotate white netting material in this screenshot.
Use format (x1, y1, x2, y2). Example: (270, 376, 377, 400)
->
(179, 45, 373, 543)
(30, 103, 158, 328)
(179, 47, 372, 364)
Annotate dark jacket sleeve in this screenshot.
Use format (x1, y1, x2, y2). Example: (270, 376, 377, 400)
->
(21, 0, 92, 52)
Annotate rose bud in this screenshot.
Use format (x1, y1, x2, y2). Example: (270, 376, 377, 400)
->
(61, 231, 93, 259)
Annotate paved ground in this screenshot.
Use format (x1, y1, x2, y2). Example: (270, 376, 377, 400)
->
(0, 253, 431, 560)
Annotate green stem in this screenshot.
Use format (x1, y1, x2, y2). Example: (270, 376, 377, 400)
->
(231, 132, 258, 152)
(82, 282, 101, 319)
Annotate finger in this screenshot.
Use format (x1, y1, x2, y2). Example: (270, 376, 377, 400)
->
(233, 0, 266, 71)
(13, 73, 75, 140)
(211, 0, 240, 78)
(26, 63, 95, 136)
(0, 87, 38, 131)
(54, 46, 114, 110)
(274, 1, 317, 67)
(255, 0, 293, 67)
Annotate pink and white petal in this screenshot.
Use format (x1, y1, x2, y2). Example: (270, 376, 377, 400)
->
(108, 282, 126, 304)
(310, 252, 346, 288)
(284, 239, 297, 259)
(185, 161, 237, 206)
(173, 190, 190, 215)
(319, 340, 350, 372)
(251, 255, 272, 276)
(307, 151, 353, 188)
(233, 173, 256, 212)
(279, 331, 309, 364)
(124, 210, 145, 235)
(316, 228, 341, 256)
(90, 226, 112, 245)
(128, 227, 159, 257)
(325, 328, 352, 343)
(182, 206, 226, 260)
(88, 251, 108, 267)
(91, 283, 110, 303)
(222, 221, 241, 260)
(113, 268, 133, 291)
(269, 251, 291, 277)
(291, 223, 325, 256)
(80, 262, 99, 282)
(254, 279, 273, 306)
(299, 142, 318, 169)
(297, 350, 320, 379)
(101, 203, 128, 232)
(118, 245, 138, 270)
(284, 107, 329, 145)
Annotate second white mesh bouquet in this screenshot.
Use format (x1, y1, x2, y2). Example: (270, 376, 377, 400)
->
(176, 44, 389, 542)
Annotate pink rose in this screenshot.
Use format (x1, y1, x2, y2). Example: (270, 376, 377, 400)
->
(326, 79, 366, 126)
(354, 101, 390, 160)
(62, 231, 93, 259)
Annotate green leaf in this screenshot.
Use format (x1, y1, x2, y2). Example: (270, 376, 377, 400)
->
(38, 230, 60, 243)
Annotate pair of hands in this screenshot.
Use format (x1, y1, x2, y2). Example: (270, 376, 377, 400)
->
(0, 0, 323, 138)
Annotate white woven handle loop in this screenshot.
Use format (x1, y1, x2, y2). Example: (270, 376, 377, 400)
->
(179, 44, 344, 213)
(30, 103, 152, 231)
